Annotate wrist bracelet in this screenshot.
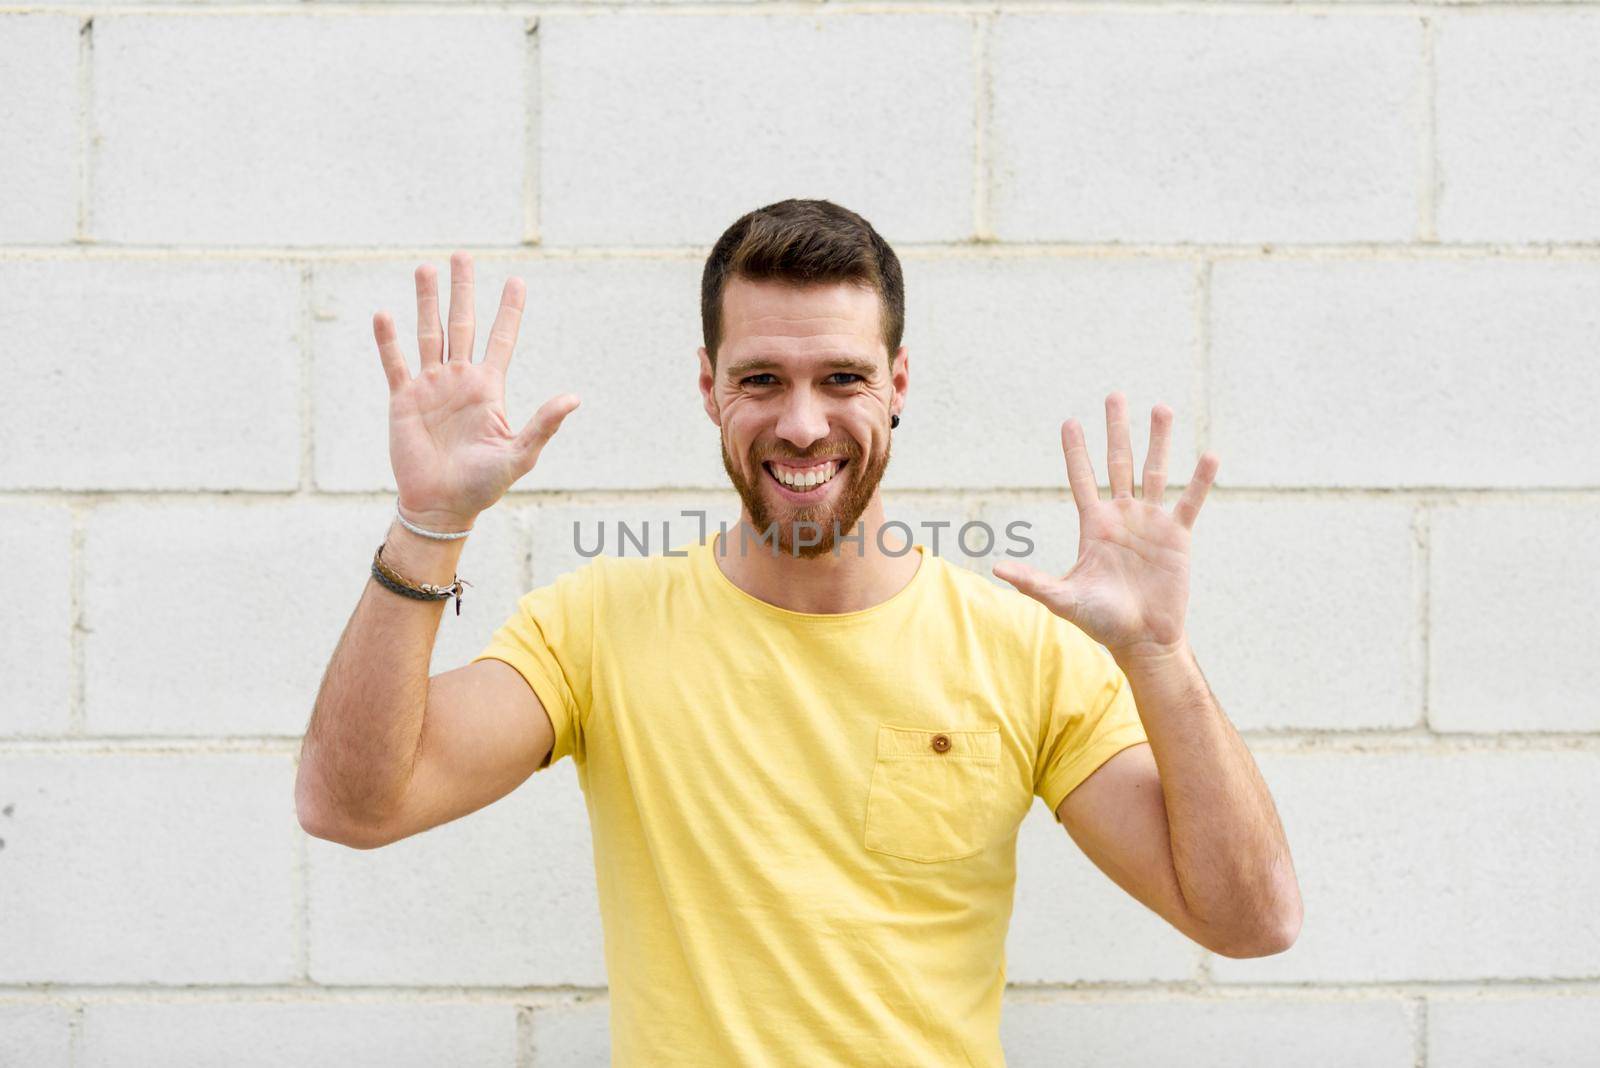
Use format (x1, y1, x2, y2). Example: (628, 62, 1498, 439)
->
(372, 541, 472, 616)
(395, 502, 474, 541)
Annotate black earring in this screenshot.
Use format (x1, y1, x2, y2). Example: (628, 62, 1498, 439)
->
(891, 413, 900, 429)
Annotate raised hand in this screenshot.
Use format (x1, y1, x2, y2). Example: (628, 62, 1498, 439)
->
(992, 393, 1219, 665)
(373, 252, 580, 532)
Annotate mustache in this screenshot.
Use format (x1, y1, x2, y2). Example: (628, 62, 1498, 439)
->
(755, 443, 860, 464)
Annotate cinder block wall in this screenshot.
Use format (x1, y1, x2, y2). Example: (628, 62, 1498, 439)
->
(3, 6, 1598, 1066)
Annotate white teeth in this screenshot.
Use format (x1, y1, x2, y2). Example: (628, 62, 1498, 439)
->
(771, 460, 840, 490)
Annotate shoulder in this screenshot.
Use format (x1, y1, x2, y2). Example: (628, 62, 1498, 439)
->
(925, 553, 1044, 626)
(540, 541, 703, 602)
(922, 553, 1101, 659)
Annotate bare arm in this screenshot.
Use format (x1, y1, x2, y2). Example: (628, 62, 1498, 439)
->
(295, 252, 579, 847)
(996, 393, 1298, 956)
(1055, 664, 1302, 958)
(295, 517, 474, 844)
(1108, 643, 1300, 956)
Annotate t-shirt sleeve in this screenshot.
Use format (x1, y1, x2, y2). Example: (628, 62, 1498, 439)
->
(470, 563, 597, 771)
(1033, 617, 1150, 820)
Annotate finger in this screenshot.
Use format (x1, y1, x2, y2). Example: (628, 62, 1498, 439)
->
(1173, 451, 1221, 531)
(1142, 402, 1174, 506)
(991, 559, 1054, 601)
(372, 311, 410, 392)
(415, 264, 443, 366)
(1061, 419, 1100, 513)
(446, 251, 475, 363)
(482, 276, 527, 375)
(1106, 391, 1135, 499)
(993, 562, 1079, 622)
(514, 393, 582, 473)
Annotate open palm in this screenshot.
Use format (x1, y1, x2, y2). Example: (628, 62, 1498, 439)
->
(374, 253, 580, 531)
(993, 393, 1219, 664)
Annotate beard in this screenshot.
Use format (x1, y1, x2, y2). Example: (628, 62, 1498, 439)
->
(720, 431, 892, 559)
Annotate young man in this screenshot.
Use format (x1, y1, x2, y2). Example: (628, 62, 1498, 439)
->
(297, 199, 1301, 1066)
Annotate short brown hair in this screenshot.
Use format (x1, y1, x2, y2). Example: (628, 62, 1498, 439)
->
(700, 198, 905, 367)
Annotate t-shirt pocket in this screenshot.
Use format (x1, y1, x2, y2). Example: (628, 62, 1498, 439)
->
(863, 723, 1002, 863)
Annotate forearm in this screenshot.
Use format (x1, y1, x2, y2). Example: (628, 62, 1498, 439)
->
(295, 518, 467, 833)
(1118, 641, 1301, 955)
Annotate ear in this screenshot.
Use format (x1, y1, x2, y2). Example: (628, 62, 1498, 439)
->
(890, 345, 909, 418)
(698, 346, 723, 428)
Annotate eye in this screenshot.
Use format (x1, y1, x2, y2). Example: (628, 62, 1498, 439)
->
(741, 373, 778, 386)
(827, 373, 863, 385)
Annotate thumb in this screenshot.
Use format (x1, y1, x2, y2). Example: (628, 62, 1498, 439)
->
(515, 393, 581, 470)
(992, 560, 1071, 617)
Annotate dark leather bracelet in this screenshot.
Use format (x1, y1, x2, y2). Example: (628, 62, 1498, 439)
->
(371, 542, 472, 616)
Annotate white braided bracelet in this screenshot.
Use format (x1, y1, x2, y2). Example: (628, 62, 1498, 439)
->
(395, 502, 474, 541)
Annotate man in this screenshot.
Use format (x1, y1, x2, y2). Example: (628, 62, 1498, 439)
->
(297, 199, 1301, 1066)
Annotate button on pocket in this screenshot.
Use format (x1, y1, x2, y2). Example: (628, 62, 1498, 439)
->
(864, 724, 1002, 863)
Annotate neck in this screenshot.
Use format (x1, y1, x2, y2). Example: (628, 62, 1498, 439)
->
(712, 494, 922, 614)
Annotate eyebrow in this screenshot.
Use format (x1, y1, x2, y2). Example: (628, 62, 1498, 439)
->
(723, 355, 881, 379)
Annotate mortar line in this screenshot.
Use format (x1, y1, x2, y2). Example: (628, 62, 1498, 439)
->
(1413, 995, 1429, 1068)
(1415, 502, 1433, 731)
(1002, 978, 1600, 996)
(520, 505, 535, 592)
(68, 1002, 84, 1068)
(6, 2, 1600, 16)
(5, 978, 1598, 999)
(1194, 259, 1212, 456)
(517, 1004, 535, 1068)
(5, 486, 1600, 506)
(4, 729, 1600, 754)
(1418, 15, 1439, 242)
(292, 793, 310, 981)
(522, 17, 541, 247)
(68, 504, 87, 736)
(8, 240, 1600, 263)
(299, 263, 315, 492)
(972, 12, 994, 242)
(74, 15, 94, 244)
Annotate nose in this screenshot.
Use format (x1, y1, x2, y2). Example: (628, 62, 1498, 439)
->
(774, 387, 830, 451)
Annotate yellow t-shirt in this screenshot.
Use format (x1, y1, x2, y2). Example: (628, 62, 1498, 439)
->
(473, 534, 1149, 1067)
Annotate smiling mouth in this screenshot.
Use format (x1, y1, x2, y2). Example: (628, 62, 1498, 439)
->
(763, 458, 848, 496)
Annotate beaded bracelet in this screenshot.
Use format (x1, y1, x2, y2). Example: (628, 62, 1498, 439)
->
(371, 541, 472, 616)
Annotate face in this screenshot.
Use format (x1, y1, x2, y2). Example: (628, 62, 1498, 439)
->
(699, 276, 909, 558)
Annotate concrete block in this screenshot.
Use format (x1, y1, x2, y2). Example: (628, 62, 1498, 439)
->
(307, 758, 605, 986)
(93, 15, 525, 246)
(0, 15, 79, 244)
(0, 753, 297, 983)
(0, 1004, 71, 1067)
(0, 259, 300, 490)
(539, 15, 974, 246)
(0, 503, 75, 736)
(80, 1001, 516, 1067)
(1210, 749, 1600, 983)
(990, 14, 1421, 243)
(1006, 796, 1201, 984)
(1429, 502, 1600, 732)
(82, 500, 522, 736)
(1436, 14, 1600, 241)
(529, 996, 610, 1068)
(1001, 996, 1412, 1067)
(1186, 497, 1422, 731)
(1211, 259, 1600, 487)
(893, 256, 1198, 489)
(1428, 995, 1600, 1067)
